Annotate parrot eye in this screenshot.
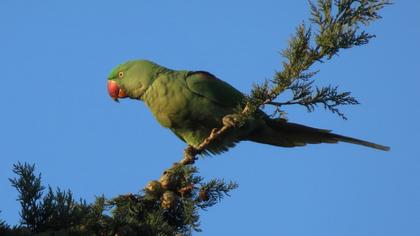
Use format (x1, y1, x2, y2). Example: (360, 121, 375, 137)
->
(118, 71, 124, 78)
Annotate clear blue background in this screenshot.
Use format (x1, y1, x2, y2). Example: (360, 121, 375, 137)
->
(1, 1, 419, 235)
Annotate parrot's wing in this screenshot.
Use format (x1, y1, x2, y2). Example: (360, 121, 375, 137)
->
(185, 71, 244, 107)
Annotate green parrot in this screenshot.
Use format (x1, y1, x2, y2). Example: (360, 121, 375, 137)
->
(107, 60, 389, 154)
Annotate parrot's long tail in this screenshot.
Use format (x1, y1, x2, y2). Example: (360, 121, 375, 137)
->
(247, 118, 390, 151)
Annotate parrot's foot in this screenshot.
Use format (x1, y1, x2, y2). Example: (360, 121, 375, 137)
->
(181, 145, 198, 165)
(222, 114, 240, 127)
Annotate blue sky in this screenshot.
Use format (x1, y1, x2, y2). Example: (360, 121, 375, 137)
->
(0, 1, 419, 235)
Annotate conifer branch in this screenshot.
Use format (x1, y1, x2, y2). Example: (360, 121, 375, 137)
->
(266, 83, 360, 120)
(248, 0, 391, 118)
(9, 162, 45, 231)
(0, 212, 8, 233)
(3, 162, 238, 235)
(184, 0, 390, 160)
(197, 180, 239, 209)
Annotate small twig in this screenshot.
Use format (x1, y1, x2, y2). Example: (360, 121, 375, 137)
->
(180, 103, 256, 164)
(266, 101, 300, 107)
(182, 126, 234, 165)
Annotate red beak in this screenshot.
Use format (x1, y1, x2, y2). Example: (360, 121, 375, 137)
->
(108, 80, 127, 101)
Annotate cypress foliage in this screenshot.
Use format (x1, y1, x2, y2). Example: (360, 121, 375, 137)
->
(246, 0, 391, 120)
(2, 163, 237, 236)
(0, 212, 9, 233)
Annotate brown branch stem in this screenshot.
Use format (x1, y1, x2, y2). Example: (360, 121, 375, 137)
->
(266, 100, 301, 107)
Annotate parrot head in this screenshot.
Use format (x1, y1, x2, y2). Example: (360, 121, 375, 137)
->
(107, 60, 164, 102)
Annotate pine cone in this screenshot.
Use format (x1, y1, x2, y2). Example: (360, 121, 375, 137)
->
(199, 188, 210, 202)
(145, 180, 163, 196)
(178, 184, 194, 197)
(159, 172, 178, 190)
(161, 191, 177, 209)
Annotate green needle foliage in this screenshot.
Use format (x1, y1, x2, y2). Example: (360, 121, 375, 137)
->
(0, 212, 9, 233)
(2, 0, 389, 235)
(2, 163, 237, 236)
(247, 0, 390, 120)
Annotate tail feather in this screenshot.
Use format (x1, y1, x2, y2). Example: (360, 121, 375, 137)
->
(248, 118, 390, 151)
(326, 132, 390, 151)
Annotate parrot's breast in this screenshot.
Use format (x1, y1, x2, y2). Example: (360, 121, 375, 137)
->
(141, 72, 236, 149)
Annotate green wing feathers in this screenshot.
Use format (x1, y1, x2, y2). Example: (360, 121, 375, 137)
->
(248, 118, 390, 151)
(185, 71, 244, 107)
